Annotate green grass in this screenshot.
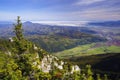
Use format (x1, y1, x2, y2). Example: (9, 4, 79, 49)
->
(107, 46, 120, 52)
(54, 43, 120, 59)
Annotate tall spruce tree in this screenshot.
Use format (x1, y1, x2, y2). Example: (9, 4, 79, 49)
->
(14, 16, 23, 40)
(13, 16, 32, 53)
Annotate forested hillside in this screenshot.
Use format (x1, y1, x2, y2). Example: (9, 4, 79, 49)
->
(28, 33, 106, 53)
(0, 17, 108, 80)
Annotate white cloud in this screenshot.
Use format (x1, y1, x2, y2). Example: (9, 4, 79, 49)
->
(60, 7, 120, 21)
(32, 21, 89, 26)
(75, 0, 105, 5)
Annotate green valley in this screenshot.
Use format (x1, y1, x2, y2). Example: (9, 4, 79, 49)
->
(54, 43, 120, 59)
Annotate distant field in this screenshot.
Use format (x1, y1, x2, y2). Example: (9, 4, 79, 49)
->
(54, 43, 120, 59)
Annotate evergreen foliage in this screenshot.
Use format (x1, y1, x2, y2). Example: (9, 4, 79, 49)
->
(14, 16, 23, 41)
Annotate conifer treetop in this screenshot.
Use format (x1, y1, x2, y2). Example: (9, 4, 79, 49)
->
(14, 16, 23, 40)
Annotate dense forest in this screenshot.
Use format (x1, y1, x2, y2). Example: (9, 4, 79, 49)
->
(28, 33, 106, 53)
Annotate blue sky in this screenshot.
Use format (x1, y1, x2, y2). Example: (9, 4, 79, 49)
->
(0, 0, 120, 21)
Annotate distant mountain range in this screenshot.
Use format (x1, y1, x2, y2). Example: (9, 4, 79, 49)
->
(0, 20, 120, 37)
(1, 20, 120, 27)
(0, 21, 97, 37)
(88, 20, 120, 27)
(1, 20, 120, 26)
(0, 21, 13, 24)
(0, 20, 120, 39)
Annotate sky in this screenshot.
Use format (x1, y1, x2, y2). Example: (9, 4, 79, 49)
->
(0, 0, 120, 21)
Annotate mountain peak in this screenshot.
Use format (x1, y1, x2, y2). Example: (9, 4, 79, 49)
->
(23, 21, 33, 24)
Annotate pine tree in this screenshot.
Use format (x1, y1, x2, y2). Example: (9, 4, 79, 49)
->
(13, 16, 33, 54)
(14, 16, 23, 41)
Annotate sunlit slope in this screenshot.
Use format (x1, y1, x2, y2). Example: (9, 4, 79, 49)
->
(54, 43, 120, 59)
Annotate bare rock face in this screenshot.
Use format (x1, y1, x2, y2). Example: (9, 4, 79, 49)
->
(32, 52, 80, 74)
(9, 37, 14, 42)
(71, 65, 80, 74)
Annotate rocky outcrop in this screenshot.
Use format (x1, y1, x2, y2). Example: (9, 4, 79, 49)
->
(32, 52, 80, 74)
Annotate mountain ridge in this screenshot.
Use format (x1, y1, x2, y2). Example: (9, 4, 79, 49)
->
(88, 20, 120, 27)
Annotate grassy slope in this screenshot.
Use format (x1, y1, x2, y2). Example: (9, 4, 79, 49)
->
(54, 43, 120, 59)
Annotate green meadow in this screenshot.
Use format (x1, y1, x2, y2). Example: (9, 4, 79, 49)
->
(54, 43, 120, 59)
